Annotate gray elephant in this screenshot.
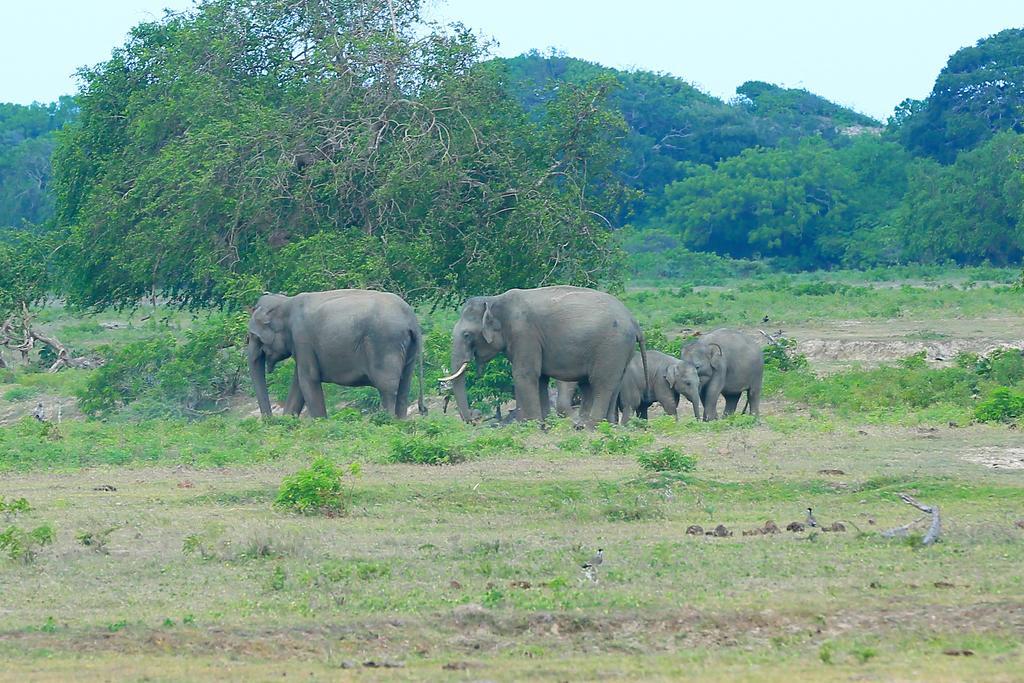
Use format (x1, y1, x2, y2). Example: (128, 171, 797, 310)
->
(441, 286, 648, 426)
(247, 289, 425, 419)
(616, 350, 702, 423)
(679, 328, 763, 420)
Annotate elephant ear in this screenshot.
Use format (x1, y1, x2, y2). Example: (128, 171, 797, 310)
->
(481, 302, 502, 345)
(664, 364, 677, 385)
(708, 343, 724, 370)
(248, 301, 283, 350)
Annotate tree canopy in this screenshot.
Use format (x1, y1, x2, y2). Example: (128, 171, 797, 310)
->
(53, 0, 627, 309)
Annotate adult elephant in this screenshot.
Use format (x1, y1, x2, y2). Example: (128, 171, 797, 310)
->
(247, 289, 425, 419)
(441, 286, 647, 426)
(679, 328, 763, 420)
(616, 350, 702, 423)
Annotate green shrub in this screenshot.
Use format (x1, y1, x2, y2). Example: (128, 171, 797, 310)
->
(637, 447, 697, 472)
(78, 314, 248, 418)
(274, 458, 359, 515)
(974, 387, 1024, 423)
(762, 336, 808, 372)
(588, 422, 654, 455)
(2, 386, 40, 402)
(0, 523, 55, 563)
(389, 421, 466, 464)
(0, 496, 31, 516)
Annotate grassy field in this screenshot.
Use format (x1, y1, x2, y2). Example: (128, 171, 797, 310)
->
(1, 270, 1023, 681)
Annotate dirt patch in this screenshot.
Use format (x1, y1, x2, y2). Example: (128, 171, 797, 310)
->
(0, 394, 81, 426)
(961, 447, 1024, 470)
(797, 339, 1024, 364)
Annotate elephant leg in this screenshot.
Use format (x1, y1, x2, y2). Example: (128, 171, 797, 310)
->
(297, 361, 327, 418)
(723, 393, 741, 416)
(513, 368, 543, 422)
(654, 384, 678, 421)
(606, 387, 620, 424)
(747, 386, 761, 418)
(283, 368, 305, 416)
(538, 376, 551, 420)
(702, 377, 724, 421)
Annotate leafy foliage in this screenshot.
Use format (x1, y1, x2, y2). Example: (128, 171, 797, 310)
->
(636, 447, 697, 472)
(77, 314, 248, 418)
(974, 387, 1024, 423)
(389, 420, 466, 464)
(0, 522, 55, 563)
(891, 29, 1024, 162)
(53, 1, 626, 309)
(0, 99, 76, 229)
(274, 458, 358, 515)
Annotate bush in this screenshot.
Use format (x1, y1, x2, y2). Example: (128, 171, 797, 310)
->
(762, 336, 809, 372)
(637, 447, 697, 472)
(975, 387, 1024, 423)
(78, 314, 248, 418)
(0, 523, 55, 563)
(274, 458, 359, 515)
(389, 421, 466, 465)
(2, 386, 40, 402)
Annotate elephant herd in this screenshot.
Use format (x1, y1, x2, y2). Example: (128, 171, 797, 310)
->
(247, 286, 765, 427)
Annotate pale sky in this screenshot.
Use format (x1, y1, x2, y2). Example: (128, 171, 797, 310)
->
(2, 1, 1022, 120)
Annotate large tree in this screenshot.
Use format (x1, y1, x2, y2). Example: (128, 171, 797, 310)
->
(891, 28, 1024, 163)
(53, 0, 626, 309)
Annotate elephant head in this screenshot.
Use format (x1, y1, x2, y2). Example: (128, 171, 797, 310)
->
(247, 294, 292, 417)
(666, 360, 702, 420)
(441, 297, 506, 422)
(681, 340, 723, 383)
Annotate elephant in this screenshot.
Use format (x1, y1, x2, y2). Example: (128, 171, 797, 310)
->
(247, 289, 425, 419)
(615, 350, 702, 423)
(679, 328, 763, 420)
(441, 286, 648, 426)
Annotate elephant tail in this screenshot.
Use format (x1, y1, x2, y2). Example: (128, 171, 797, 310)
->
(416, 331, 427, 415)
(638, 328, 650, 398)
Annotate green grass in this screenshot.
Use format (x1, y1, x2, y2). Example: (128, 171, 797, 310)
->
(2, 266, 1024, 680)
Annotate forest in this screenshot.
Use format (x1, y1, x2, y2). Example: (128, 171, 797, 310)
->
(2, 8, 1024, 314)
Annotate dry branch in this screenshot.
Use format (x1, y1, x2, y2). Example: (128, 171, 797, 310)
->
(882, 493, 941, 545)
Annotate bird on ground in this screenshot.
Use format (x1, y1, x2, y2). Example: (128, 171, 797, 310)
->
(581, 548, 603, 570)
(762, 315, 770, 323)
(806, 507, 819, 528)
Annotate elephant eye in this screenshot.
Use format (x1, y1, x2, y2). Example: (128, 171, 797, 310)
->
(462, 330, 473, 340)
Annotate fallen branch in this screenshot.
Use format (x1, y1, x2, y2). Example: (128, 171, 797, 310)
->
(882, 493, 941, 545)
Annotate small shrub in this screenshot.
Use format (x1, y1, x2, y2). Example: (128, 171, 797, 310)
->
(0, 496, 31, 517)
(637, 447, 697, 472)
(588, 422, 654, 455)
(2, 386, 39, 402)
(0, 523, 55, 563)
(274, 458, 358, 515)
(975, 387, 1024, 423)
(389, 421, 466, 464)
(762, 336, 808, 372)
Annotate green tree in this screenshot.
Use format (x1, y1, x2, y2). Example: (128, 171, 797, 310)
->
(53, 0, 626, 310)
(894, 131, 1024, 264)
(655, 137, 857, 266)
(891, 28, 1024, 162)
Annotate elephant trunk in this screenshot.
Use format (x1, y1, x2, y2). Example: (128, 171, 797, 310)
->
(248, 336, 273, 418)
(448, 338, 475, 422)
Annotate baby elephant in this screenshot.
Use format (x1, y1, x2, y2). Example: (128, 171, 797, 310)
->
(680, 328, 764, 420)
(616, 350, 703, 423)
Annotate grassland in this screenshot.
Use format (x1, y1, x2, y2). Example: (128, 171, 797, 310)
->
(1, 270, 1023, 681)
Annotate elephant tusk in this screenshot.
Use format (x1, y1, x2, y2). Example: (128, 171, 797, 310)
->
(438, 362, 469, 382)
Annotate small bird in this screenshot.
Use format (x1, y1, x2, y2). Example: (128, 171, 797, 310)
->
(806, 507, 819, 528)
(581, 548, 604, 570)
(762, 315, 770, 323)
